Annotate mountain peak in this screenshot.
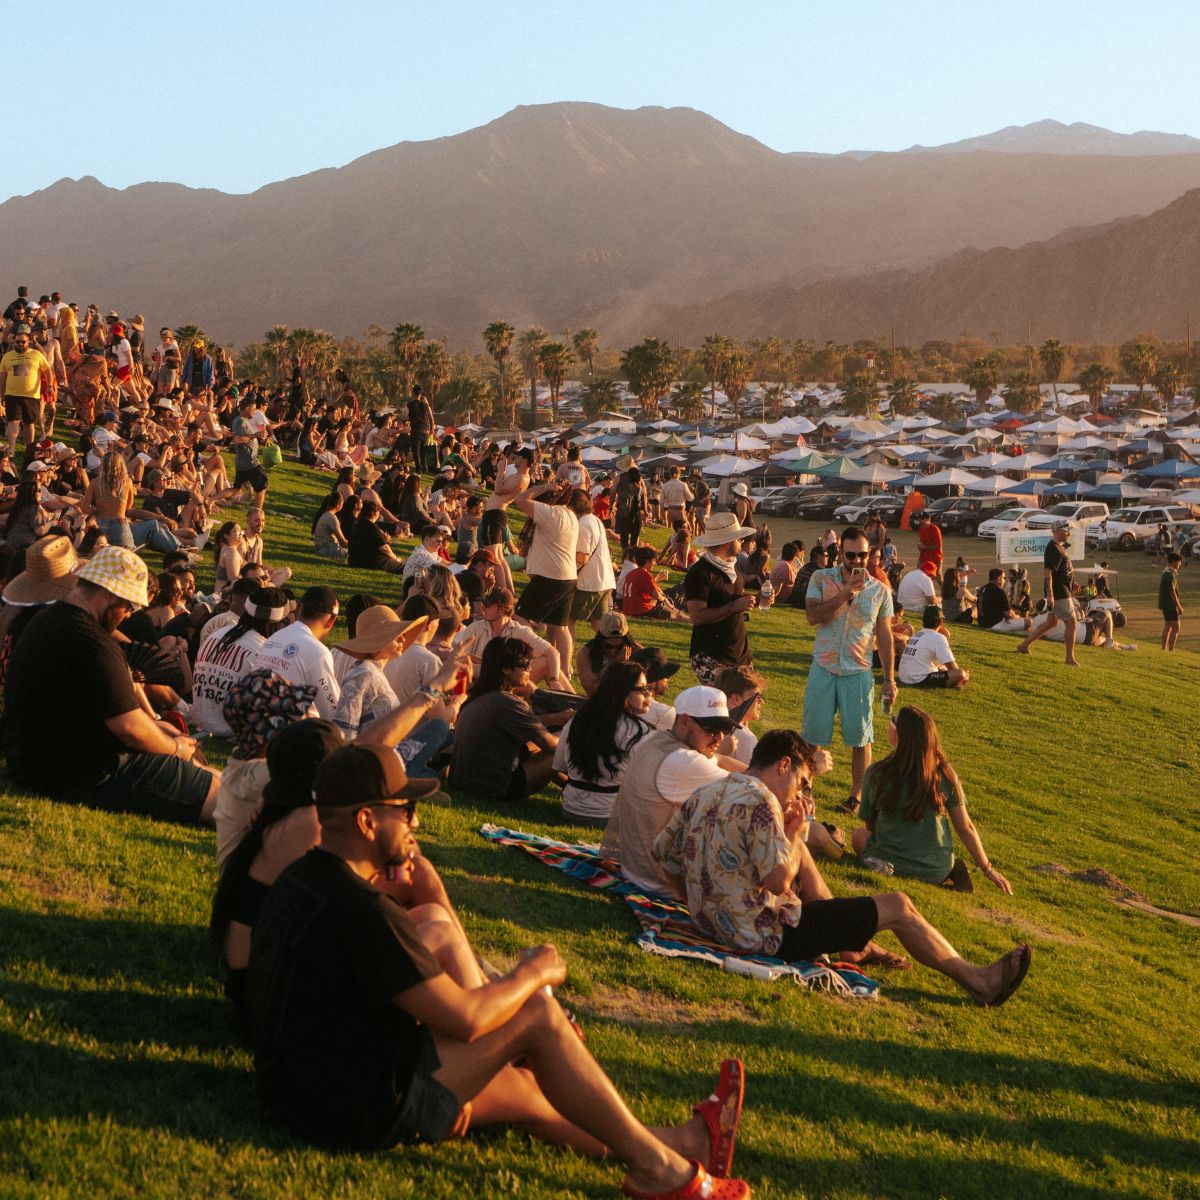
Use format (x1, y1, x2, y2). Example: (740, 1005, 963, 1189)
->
(906, 119, 1200, 156)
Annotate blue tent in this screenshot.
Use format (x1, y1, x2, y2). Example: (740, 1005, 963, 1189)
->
(1006, 478, 1053, 495)
(1039, 456, 1093, 473)
(1138, 458, 1200, 480)
(1087, 481, 1154, 502)
(1042, 480, 1096, 498)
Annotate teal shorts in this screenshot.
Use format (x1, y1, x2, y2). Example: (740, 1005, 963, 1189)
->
(801, 663, 875, 748)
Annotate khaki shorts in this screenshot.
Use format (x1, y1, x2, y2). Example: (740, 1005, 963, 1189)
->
(1053, 598, 1076, 621)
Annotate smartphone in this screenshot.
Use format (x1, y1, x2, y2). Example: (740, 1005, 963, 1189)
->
(850, 566, 867, 584)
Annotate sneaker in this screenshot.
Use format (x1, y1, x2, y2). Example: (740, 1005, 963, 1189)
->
(860, 855, 895, 876)
(835, 795, 860, 816)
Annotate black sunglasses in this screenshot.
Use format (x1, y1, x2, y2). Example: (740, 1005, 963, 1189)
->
(369, 799, 417, 821)
(842, 550, 869, 562)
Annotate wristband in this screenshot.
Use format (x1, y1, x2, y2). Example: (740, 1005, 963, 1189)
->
(417, 686, 450, 702)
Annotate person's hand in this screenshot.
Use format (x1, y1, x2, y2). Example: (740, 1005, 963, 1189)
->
(519, 943, 566, 988)
(732, 595, 756, 613)
(541, 709, 574, 729)
(172, 735, 198, 762)
(983, 865, 1013, 895)
(429, 649, 471, 695)
(881, 679, 898, 707)
(812, 747, 834, 776)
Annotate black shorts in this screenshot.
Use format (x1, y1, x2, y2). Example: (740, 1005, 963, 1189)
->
(234, 465, 269, 492)
(777, 897, 879, 961)
(479, 509, 508, 547)
(517, 575, 576, 626)
(382, 1027, 465, 1146)
(905, 671, 950, 689)
(53, 751, 213, 825)
(1161, 607, 1181, 623)
(4, 394, 39, 424)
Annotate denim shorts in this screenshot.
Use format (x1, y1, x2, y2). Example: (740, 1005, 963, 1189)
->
(384, 1028, 467, 1145)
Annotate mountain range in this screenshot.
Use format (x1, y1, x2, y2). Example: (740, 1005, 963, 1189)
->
(4, 103, 1200, 349)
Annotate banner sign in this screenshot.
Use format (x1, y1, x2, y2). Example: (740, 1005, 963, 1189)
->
(997, 524, 1085, 563)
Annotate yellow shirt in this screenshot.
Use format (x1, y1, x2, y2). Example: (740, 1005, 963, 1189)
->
(1, 349, 49, 399)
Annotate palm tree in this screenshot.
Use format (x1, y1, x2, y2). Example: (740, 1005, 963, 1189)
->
(886, 377, 918, 416)
(1038, 338, 1067, 407)
(572, 328, 599, 376)
(1001, 370, 1042, 415)
(416, 340, 452, 411)
(762, 383, 788, 421)
(962, 355, 1003, 406)
(517, 326, 548, 424)
(537, 341, 574, 422)
(718, 347, 751, 420)
(581, 378, 622, 421)
(700, 334, 731, 419)
(263, 324, 292, 386)
(620, 338, 676, 418)
(389, 322, 426, 395)
(1151, 361, 1181, 412)
(173, 323, 210, 356)
(482, 320, 515, 419)
(783, 337, 815, 384)
(489, 359, 524, 429)
(1077, 363, 1116, 409)
(1118, 339, 1158, 407)
(441, 357, 489, 424)
(670, 381, 707, 423)
(842, 372, 879, 417)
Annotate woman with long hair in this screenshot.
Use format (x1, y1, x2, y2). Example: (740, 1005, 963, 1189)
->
(213, 520, 245, 592)
(553, 661, 652, 826)
(311, 492, 350, 560)
(397, 472, 433, 530)
(852, 705, 1011, 894)
(575, 613, 640, 696)
(450, 636, 559, 803)
(2, 479, 52, 550)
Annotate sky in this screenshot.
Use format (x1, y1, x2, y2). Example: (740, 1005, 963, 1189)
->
(7, 0, 1200, 202)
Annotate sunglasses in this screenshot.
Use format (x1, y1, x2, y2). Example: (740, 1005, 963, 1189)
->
(843, 550, 869, 562)
(369, 799, 417, 821)
(629, 685, 652, 695)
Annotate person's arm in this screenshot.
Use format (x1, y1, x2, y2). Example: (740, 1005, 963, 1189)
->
(876, 613, 896, 703)
(805, 577, 859, 626)
(686, 594, 754, 625)
(948, 804, 1012, 894)
(106, 708, 199, 759)
(356, 651, 469, 746)
(513, 480, 555, 517)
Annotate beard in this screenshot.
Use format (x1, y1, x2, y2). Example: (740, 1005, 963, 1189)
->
(101, 603, 128, 632)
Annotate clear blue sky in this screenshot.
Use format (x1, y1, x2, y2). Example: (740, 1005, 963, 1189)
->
(8, 0, 1200, 202)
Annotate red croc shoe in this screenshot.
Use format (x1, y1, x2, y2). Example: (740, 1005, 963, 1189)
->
(692, 1057, 745, 1178)
(621, 1160, 751, 1199)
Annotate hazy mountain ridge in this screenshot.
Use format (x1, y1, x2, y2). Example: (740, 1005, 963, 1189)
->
(4, 103, 1200, 346)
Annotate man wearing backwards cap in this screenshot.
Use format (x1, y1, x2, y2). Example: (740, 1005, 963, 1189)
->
(3, 545, 220, 823)
(246, 743, 750, 1196)
(603, 685, 750, 895)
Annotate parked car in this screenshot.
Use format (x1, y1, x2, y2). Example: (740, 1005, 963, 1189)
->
(757, 485, 824, 516)
(976, 507, 1039, 539)
(749, 485, 788, 503)
(791, 491, 861, 520)
(1025, 501, 1110, 533)
(930, 496, 1019, 536)
(1085, 504, 1194, 550)
(832, 495, 907, 524)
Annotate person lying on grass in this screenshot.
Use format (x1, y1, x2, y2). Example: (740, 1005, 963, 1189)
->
(850, 705, 1013, 895)
(246, 742, 753, 1200)
(652, 728, 1031, 1006)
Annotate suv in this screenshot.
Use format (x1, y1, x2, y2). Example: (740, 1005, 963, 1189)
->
(1026, 501, 1110, 534)
(757, 485, 822, 516)
(976, 506, 1037, 539)
(792, 491, 860, 520)
(832, 495, 907, 524)
(1086, 504, 1194, 550)
(930, 496, 1017, 536)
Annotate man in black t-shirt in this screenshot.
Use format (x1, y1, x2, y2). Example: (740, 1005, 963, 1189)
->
(248, 744, 750, 1195)
(1017, 522, 1079, 664)
(3, 546, 219, 821)
(977, 568, 1032, 633)
(683, 510, 757, 685)
(407, 385, 434, 474)
(347, 502, 404, 573)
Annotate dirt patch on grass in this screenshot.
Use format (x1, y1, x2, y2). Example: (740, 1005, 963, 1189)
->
(1033, 862, 1147, 901)
(12, 867, 122, 910)
(573, 984, 764, 1029)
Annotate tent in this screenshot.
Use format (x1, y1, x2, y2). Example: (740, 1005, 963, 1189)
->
(960, 451, 1018, 471)
(841, 463, 912, 485)
(1042, 480, 1096, 498)
(919, 468, 982, 487)
(812, 455, 865, 479)
(1138, 458, 1200, 481)
(1086, 481, 1154, 502)
(579, 446, 618, 463)
(1005, 478, 1053, 496)
(694, 454, 757, 476)
(962, 474, 1022, 494)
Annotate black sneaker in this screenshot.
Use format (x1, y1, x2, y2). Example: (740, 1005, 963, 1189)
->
(835, 796, 860, 816)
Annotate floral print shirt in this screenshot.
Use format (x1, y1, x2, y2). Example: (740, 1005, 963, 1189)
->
(652, 773, 800, 955)
(806, 566, 893, 676)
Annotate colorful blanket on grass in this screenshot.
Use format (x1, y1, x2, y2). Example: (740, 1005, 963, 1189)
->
(479, 824, 880, 999)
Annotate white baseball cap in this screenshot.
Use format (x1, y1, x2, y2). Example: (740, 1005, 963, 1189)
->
(674, 685, 737, 732)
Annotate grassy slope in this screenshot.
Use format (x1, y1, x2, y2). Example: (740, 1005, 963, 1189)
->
(1, 459, 1198, 1199)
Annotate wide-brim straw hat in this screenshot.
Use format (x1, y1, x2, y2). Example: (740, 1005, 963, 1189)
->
(337, 608, 430, 657)
(694, 511, 758, 548)
(4, 535, 79, 605)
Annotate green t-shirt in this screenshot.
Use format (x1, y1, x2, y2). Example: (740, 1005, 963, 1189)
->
(1158, 568, 1180, 613)
(859, 767, 962, 883)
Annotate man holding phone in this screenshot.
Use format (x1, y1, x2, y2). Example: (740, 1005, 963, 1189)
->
(802, 526, 896, 816)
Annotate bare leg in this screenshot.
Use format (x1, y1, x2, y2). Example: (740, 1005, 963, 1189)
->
(850, 826, 870, 855)
(1018, 612, 1057, 652)
(198, 770, 222, 824)
(432, 990, 698, 1194)
(1062, 616, 1079, 665)
(520, 750, 559, 796)
(545, 623, 574, 688)
(850, 744, 872, 800)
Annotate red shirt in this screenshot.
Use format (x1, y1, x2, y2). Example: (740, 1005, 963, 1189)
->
(917, 522, 943, 569)
(621, 566, 658, 616)
(593, 492, 612, 521)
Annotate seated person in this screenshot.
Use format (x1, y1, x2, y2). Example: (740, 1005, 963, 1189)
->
(768, 542, 801, 604)
(976, 568, 1032, 633)
(455, 549, 496, 615)
(453, 586, 565, 688)
(602, 686, 745, 895)
(851, 705, 1013, 894)
(630, 646, 681, 731)
(898, 606, 969, 690)
(652, 728, 1031, 1007)
(1005, 565, 1032, 615)
(553, 661, 654, 828)
(244, 742, 751, 1196)
(621, 546, 682, 620)
(575, 611, 642, 696)
(787, 545, 827, 608)
(941, 567, 976, 625)
(332, 606, 430, 737)
(347, 501, 405, 573)
(714, 665, 765, 763)
(895, 561, 938, 613)
(659, 521, 696, 572)
(449, 638, 565, 803)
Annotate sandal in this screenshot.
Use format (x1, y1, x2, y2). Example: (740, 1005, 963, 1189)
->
(622, 1162, 750, 1200)
(976, 943, 1032, 1008)
(692, 1058, 744, 1178)
(834, 796, 860, 816)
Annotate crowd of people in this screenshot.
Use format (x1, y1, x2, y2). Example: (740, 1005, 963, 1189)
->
(23, 287, 1176, 1194)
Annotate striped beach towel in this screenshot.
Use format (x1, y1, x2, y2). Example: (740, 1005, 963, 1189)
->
(479, 823, 879, 998)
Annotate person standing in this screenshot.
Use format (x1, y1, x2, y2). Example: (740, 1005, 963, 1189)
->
(514, 479, 580, 684)
(614, 467, 649, 554)
(182, 339, 213, 397)
(1159, 552, 1184, 651)
(1017, 521, 1078, 666)
(1, 324, 51, 453)
(914, 511, 942, 574)
(683, 511, 758, 685)
(802, 526, 896, 815)
(571, 488, 617, 629)
(660, 466, 693, 530)
(407, 384, 435, 474)
(232, 395, 270, 510)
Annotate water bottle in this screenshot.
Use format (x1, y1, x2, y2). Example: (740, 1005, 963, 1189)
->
(758, 578, 774, 609)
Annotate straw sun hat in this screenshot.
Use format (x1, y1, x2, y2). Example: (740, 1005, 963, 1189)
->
(4, 535, 79, 606)
(337, 607, 430, 657)
(694, 511, 757, 548)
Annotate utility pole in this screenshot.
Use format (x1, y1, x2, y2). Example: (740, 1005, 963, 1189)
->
(1188, 311, 1192, 373)
(890, 321, 897, 383)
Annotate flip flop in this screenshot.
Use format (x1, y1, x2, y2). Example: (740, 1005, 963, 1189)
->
(977, 943, 1032, 1008)
(622, 1161, 750, 1200)
(692, 1058, 744, 1179)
